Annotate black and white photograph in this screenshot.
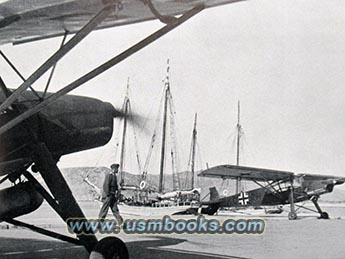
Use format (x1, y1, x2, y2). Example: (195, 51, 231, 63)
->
(1, 0, 345, 258)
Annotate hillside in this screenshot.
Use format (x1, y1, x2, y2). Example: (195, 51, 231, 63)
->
(61, 167, 345, 203)
(61, 167, 224, 200)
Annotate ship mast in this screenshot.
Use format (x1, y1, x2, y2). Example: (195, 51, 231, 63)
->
(119, 78, 130, 186)
(235, 100, 242, 193)
(191, 113, 197, 189)
(158, 61, 170, 193)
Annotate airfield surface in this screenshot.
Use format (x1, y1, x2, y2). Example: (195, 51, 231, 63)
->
(0, 202, 345, 259)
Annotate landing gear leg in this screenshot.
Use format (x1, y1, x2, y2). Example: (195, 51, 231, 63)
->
(32, 143, 97, 251)
(311, 196, 329, 219)
(32, 143, 129, 258)
(288, 186, 297, 220)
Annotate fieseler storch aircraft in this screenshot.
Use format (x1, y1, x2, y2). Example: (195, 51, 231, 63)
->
(193, 164, 345, 220)
(0, 0, 245, 258)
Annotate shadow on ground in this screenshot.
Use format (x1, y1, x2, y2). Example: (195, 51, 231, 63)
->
(0, 237, 88, 259)
(127, 236, 249, 259)
(0, 236, 249, 259)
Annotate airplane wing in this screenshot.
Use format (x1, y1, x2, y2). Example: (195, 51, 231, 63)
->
(0, 0, 244, 45)
(297, 173, 345, 183)
(198, 164, 294, 182)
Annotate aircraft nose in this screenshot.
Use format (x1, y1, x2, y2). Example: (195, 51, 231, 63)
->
(105, 102, 145, 131)
(104, 102, 125, 119)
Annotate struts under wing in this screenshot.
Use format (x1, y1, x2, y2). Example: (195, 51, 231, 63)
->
(0, 0, 245, 45)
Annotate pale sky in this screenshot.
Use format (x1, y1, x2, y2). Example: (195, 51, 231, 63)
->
(1, 0, 345, 177)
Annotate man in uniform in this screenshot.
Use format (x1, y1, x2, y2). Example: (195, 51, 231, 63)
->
(98, 163, 123, 225)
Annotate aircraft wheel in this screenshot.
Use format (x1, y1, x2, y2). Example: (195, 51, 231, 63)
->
(89, 237, 128, 259)
(288, 212, 297, 220)
(319, 212, 329, 219)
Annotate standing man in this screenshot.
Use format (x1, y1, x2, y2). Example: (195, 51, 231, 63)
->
(98, 163, 123, 225)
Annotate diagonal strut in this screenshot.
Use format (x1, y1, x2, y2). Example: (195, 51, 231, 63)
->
(0, 4, 114, 113)
(0, 5, 205, 136)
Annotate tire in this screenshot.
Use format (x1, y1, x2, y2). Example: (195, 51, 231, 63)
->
(320, 212, 329, 219)
(89, 237, 128, 259)
(288, 211, 297, 220)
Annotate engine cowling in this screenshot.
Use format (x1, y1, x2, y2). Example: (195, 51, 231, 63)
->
(0, 182, 43, 220)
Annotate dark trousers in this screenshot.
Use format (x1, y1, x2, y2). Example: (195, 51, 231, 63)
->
(98, 195, 123, 224)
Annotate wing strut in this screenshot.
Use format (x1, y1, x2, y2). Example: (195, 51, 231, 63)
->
(0, 4, 114, 113)
(0, 50, 41, 100)
(0, 174, 9, 185)
(252, 180, 285, 200)
(0, 4, 205, 136)
(42, 31, 69, 99)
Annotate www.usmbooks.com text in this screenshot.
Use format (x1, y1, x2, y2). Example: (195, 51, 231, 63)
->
(67, 216, 265, 235)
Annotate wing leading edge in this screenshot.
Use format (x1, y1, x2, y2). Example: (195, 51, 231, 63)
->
(0, 0, 245, 45)
(199, 164, 345, 183)
(199, 164, 295, 182)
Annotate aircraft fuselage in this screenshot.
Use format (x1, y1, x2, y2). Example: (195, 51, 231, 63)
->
(201, 179, 339, 215)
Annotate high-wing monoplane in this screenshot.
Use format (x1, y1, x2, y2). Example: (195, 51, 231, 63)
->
(193, 164, 345, 220)
(0, 1, 244, 258)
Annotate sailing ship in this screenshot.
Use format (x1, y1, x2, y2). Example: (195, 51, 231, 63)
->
(123, 60, 200, 206)
(85, 61, 201, 216)
(117, 61, 201, 215)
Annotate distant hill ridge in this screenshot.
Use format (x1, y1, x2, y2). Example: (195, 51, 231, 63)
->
(61, 167, 345, 203)
(61, 167, 194, 200)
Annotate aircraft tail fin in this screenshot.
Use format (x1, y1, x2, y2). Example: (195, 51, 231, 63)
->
(209, 187, 220, 202)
